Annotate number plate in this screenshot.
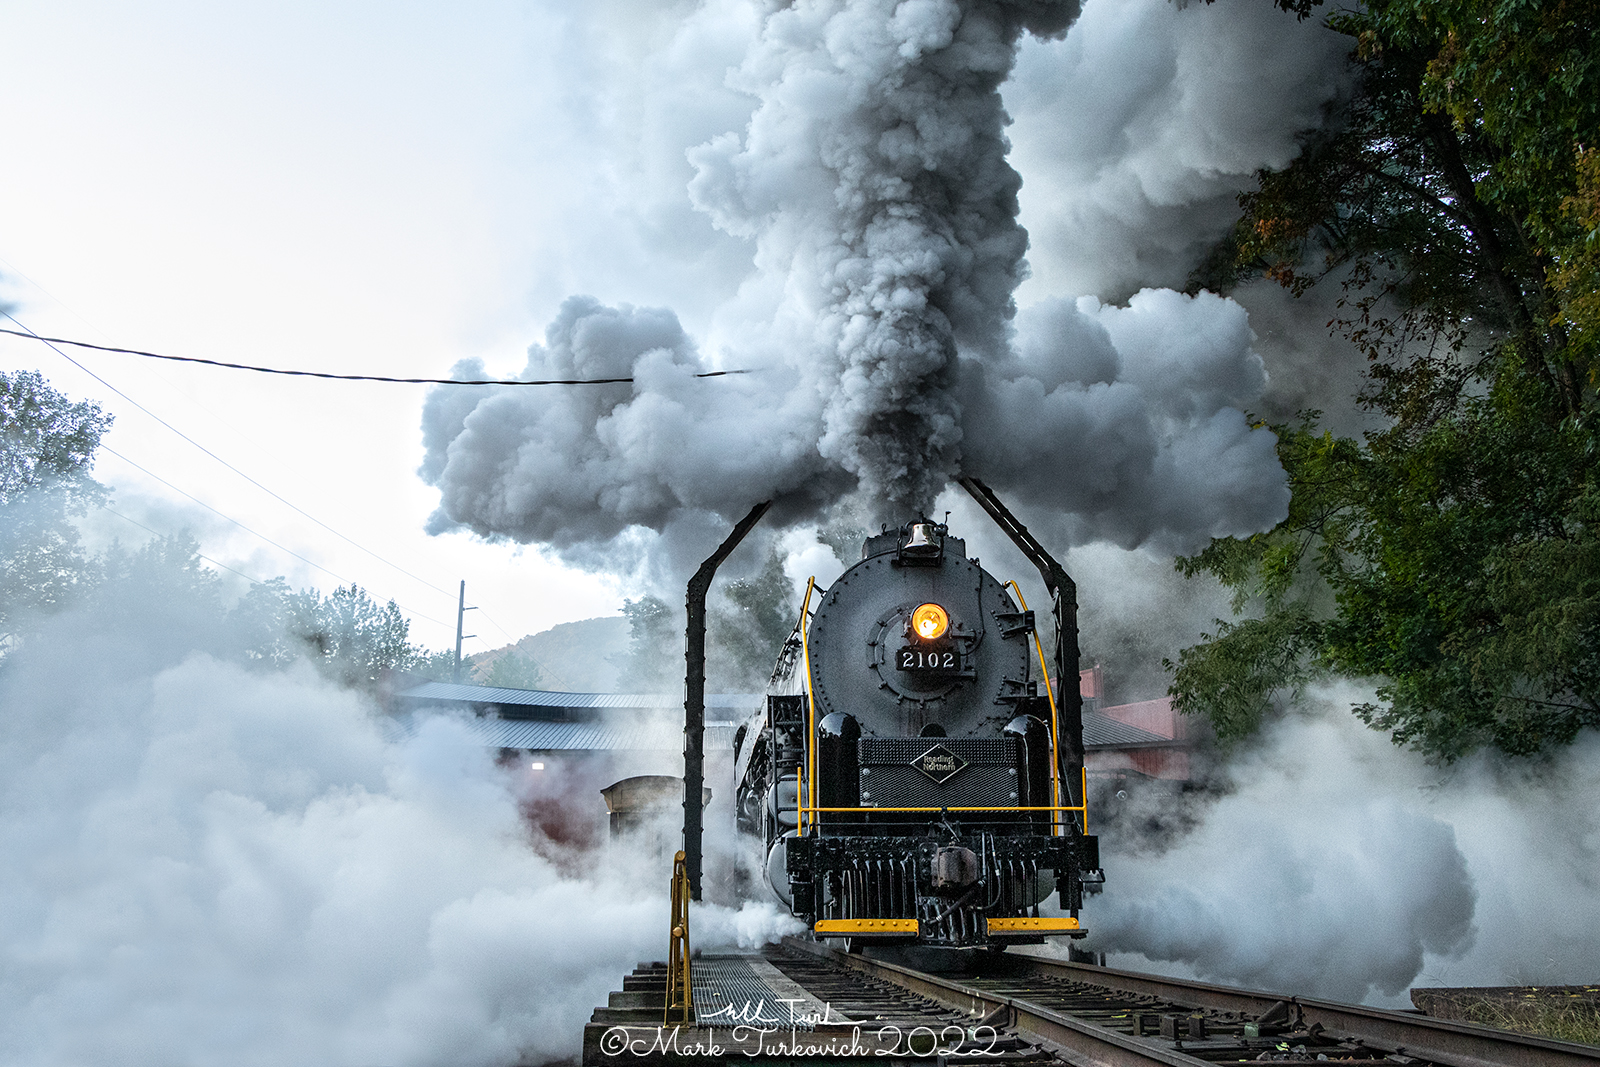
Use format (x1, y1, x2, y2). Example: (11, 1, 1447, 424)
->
(896, 646, 960, 673)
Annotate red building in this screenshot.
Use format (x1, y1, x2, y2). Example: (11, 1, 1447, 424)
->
(1080, 666, 1195, 786)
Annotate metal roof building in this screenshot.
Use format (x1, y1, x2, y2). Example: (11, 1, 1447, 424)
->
(394, 680, 759, 719)
(390, 681, 755, 752)
(391, 681, 1172, 755)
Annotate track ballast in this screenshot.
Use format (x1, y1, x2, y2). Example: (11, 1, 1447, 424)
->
(583, 938, 1600, 1067)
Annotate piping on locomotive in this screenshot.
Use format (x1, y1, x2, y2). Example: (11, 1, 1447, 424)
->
(732, 485, 1105, 948)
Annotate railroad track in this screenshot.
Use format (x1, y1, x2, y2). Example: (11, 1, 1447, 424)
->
(582, 937, 1600, 1067)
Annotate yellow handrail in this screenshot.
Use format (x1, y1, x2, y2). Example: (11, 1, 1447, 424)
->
(802, 805, 1086, 813)
(1004, 581, 1066, 835)
(664, 850, 693, 1025)
(797, 577, 820, 834)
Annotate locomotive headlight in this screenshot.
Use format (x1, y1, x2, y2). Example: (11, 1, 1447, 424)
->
(911, 602, 950, 640)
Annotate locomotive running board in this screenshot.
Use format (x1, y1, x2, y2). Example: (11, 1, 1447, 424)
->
(986, 916, 1081, 935)
(814, 918, 920, 937)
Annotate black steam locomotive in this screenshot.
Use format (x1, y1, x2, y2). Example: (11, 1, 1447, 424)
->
(733, 481, 1104, 948)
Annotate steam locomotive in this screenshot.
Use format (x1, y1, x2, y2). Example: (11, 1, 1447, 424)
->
(733, 485, 1104, 948)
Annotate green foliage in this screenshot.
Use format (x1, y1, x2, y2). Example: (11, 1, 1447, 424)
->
(1551, 148, 1600, 372)
(1165, 422, 1357, 741)
(0, 370, 451, 689)
(483, 649, 545, 690)
(709, 548, 798, 692)
(609, 550, 800, 695)
(614, 594, 677, 693)
(229, 577, 439, 688)
(233, 579, 449, 688)
(1176, 404, 1599, 760)
(1174, 0, 1600, 761)
(1200, 0, 1597, 414)
(0, 370, 112, 641)
(415, 646, 458, 680)
(1167, 605, 1325, 741)
(285, 584, 430, 689)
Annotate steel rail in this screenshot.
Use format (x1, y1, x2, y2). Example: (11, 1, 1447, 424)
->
(782, 936, 1212, 1067)
(781, 937, 1600, 1067)
(990, 953, 1600, 1067)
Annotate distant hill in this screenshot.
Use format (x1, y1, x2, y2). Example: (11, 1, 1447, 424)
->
(469, 616, 628, 692)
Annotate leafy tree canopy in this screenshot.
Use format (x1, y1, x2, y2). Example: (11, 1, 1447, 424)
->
(612, 545, 801, 695)
(483, 649, 545, 690)
(709, 547, 797, 692)
(0, 370, 112, 641)
(234, 580, 439, 689)
(1174, 0, 1600, 761)
(0, 370, 450, 688)
(613, 594, 678, 693)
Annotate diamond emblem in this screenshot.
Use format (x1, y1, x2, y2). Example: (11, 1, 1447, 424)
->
(912, 743, 967, 784)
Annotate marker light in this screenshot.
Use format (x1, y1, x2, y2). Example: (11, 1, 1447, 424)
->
(911, 603, 950, 640)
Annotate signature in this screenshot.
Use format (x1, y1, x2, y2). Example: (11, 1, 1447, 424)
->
(597, 1021, 1006, 1058)
(698, 998, 842, 1026)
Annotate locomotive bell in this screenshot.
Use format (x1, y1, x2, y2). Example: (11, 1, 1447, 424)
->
(903, 523, 937, 553)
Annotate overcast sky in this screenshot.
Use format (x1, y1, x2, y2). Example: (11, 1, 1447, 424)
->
(0, 0, 1346, 653)
(0, 1, 634, 651)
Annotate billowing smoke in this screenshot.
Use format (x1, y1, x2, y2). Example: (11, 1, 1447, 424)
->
(419, 296, 833, 549)
(686, 0, 1076, 511)
(1081, 684, 1600, 1004)
(1005, 0, 1351, 301)
(419, 0, 1347, 565)
(962, 289, 1285, 550)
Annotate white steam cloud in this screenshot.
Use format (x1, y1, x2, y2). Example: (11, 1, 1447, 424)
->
(0, 603, 795, 1065)
(1083, 685, 1600, 1004)
(963, 289, 1286, 549)
(1006, 0, 1351, 300)
(419, 0, 1346, 564)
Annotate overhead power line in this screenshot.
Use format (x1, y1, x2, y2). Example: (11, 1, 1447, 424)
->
(98, 446, 449, 629)
(2, 312, 458, 603)
(0, 326, 751, 386)
(102, 506, 266, 587)
(99, 446, 353, 588)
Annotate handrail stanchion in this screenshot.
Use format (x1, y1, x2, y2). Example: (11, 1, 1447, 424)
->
(664, 850, 694, 1026)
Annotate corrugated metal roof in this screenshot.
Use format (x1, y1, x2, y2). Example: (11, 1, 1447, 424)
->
(396, 681, 760, 710)
(389, 713, 740, 752)
(1082, 711, 1175, 748)
(389, 695, 1172, 753)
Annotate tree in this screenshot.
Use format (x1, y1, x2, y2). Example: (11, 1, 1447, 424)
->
(0, 370, 112, 646)
(1173, 0, 1600, 760)
(612, 595, 678, 693)
(483, 649, 545, 689)
(288, 584, 431, 689)
(232, 580, 436, 689)
(709, 547, 798, 692)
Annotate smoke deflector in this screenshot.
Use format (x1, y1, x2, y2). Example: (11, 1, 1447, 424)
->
(683, 500, 771, 900)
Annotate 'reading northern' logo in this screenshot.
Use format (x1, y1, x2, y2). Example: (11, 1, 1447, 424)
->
(912, 743, 966, 784)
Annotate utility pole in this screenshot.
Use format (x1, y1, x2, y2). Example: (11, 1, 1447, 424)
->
(453, 580, 477, 683)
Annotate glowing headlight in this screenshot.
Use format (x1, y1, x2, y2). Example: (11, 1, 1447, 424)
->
(911, 603, 950, 640)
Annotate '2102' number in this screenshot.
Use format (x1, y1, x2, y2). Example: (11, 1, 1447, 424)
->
(897, 648, 958, 671)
